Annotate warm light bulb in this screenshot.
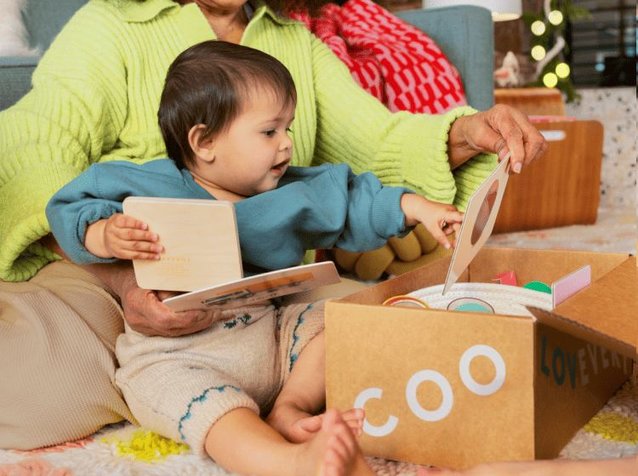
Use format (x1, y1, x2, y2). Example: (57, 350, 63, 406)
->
(531, 20, 546, 36)
(543, 72, 558, 88)
(548, 10, 564, 25)
(531, 45, 546, 61)
(555, 62, 570, 78)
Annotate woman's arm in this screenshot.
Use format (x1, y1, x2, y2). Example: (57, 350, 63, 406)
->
(0, 4, 128, 282)
(307, 36, 545, 207)
(307, 36, 465, 203)
(87, 261, 219, 337)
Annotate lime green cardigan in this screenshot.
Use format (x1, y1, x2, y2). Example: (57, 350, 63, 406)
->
(0, 0, 496, 282)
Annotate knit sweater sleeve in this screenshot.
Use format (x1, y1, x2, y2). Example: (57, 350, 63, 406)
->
(0, 3, 128, 281)
(306, 35, 497, 210)
(235, 164, 409, 270)
(45, 165, 124, 265)
(45, 159, 211, 265)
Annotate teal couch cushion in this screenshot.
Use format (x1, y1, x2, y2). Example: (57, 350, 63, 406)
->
(0, 0, 87, 110)
(396, 6, 494, 111)
(0, 57, 38, 110)
(23, 0, 88, 52)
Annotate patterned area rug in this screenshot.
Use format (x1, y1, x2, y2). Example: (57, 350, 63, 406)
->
(1, 378, 636, 475)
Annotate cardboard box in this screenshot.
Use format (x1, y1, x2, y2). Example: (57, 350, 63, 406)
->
(325, 247, 636, 469)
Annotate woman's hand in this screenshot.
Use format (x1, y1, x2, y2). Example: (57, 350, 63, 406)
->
(88, 261, 223, 337)
(42, 233, 221, 337)
(448, 104, 547, 173)
(120, 280, 222, 337)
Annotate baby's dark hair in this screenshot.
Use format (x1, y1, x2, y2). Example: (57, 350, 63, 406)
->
(158, 40, 297, 169)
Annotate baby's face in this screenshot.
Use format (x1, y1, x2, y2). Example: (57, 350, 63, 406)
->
(202, 92, 295, 199)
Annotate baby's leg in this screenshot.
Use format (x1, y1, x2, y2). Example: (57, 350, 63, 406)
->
(205, 407, 372, 476)
(266, 331, 363, 443)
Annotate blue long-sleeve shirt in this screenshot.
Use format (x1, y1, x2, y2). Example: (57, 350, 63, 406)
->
(46, 159, 411, 271)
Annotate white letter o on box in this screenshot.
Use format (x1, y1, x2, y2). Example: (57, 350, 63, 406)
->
(405, 370, 454, 422)
(459, 344, 506, 396)
(354, 387, 398, 437)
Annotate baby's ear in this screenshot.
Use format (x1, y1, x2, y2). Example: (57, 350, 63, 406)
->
(188, 124, 216, 163)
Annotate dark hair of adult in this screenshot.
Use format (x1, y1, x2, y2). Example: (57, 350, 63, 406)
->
(158, 40, 297, 169)
(172, 1, 336, 17)
(261, 0, 336, 16)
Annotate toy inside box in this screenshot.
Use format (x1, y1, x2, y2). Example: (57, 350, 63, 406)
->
(325, 246, 636, 469)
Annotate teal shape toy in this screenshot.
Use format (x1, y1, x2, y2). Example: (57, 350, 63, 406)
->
(523, 281, 552, 294)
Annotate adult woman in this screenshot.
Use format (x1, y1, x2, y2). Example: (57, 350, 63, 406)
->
(0, 0, 545, 452)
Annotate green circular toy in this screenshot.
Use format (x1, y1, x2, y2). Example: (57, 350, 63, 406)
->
(523, 281, 552, 294)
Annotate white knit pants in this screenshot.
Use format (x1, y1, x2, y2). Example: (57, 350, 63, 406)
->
(115, 301, 325, 454)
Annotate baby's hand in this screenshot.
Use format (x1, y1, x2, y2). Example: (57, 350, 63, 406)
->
(98, 213, 163, 260)
(400, 194, 463, 250)
(85, 214, 162, 260)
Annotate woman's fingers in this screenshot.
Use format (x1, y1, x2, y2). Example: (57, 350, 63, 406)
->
(488, 105, 546, 172)
(462, 105, 547, 173)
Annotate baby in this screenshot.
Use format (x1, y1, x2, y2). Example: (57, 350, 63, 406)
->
(47, 40, 462, 475)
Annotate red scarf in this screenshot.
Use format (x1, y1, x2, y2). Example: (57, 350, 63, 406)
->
(290, 0, 467, 114)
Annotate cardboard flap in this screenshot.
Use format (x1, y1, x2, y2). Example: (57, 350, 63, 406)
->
(528, 257, 637, 359)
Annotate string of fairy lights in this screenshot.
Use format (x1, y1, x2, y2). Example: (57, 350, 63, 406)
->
(528, 0, 570, 88)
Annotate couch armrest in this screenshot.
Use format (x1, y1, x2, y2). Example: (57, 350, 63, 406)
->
(0, 56, 40, 110)
(395, 5, 494, 111)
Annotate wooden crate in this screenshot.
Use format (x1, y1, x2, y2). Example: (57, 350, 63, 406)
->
(494, 120, 604, 233)
(495, 87, 566, 116)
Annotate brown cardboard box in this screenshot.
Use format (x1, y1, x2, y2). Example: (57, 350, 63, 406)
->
(325, 247, 636, 469)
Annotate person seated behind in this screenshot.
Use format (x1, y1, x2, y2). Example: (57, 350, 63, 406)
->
(46, 40, 465, 476)
(1, 0, 547, 454)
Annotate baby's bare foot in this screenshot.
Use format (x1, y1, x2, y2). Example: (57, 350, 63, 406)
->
(267, 404, 364, 443)
(341, 408, 364, 437)
(295, 409, 357, 476)
(266, 402, 319, 442)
